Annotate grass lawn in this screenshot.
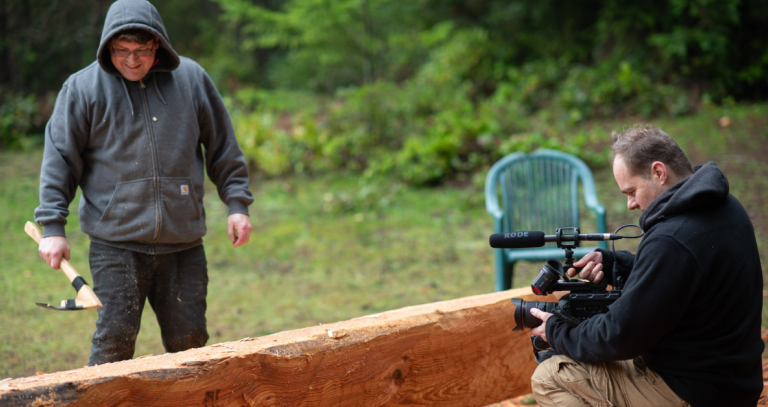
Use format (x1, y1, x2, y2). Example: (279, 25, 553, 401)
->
(1, 103, 766, 379)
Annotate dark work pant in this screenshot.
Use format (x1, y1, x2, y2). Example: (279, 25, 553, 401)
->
(88, 243, 209, 366)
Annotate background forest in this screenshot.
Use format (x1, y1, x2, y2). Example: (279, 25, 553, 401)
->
(1, 0, 768, 380)
(3, 0, 768, 184)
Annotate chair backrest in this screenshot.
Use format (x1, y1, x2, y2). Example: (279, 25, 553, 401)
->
(485, 149, 606, 248)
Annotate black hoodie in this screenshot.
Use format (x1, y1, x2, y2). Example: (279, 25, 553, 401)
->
(545, 162, 764, 407)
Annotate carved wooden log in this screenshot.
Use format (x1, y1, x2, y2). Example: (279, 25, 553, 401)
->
(0, 287, 553, 407)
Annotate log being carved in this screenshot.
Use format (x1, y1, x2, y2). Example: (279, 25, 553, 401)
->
(0, 287, 553, 407)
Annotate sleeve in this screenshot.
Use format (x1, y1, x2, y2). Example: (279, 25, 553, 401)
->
(545, 235, 703, 362)
(196, 70, 254, 215)
(33, 84, 90, 238)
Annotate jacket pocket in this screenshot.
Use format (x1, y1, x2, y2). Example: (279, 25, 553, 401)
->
(94, 178, 157, 242)
(155, 177, 206, 243)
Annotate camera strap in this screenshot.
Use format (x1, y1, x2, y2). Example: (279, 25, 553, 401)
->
(551, 307, 581, 327)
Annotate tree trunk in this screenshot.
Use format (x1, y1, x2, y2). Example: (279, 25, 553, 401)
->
(0, 287, 551, 407)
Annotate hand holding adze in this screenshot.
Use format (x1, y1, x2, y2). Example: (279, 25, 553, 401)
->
(25, 221, 103, 311)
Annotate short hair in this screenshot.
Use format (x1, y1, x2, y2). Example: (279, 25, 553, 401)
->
(610, 124, 694, 179)
(111, 29, 157, 45)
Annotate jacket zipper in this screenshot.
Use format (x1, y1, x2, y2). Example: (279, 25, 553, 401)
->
(139, 79, 163, 243)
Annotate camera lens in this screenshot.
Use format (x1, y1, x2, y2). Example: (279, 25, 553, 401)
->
(511, 298, 557, 331)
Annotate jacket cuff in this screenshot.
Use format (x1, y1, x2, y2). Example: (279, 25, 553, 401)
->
(595, 248, 634, 284)
(545, 315, 565, 351)
(227, 199, 250, 216)
(596, 248, 615, 270)
(42, 223, 66, 238)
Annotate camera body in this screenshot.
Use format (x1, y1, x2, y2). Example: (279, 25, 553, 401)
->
(508, 228, 625, 363)
(512, 259, 621, 331)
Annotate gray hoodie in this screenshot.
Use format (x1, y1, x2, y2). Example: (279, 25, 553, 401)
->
(34, 0, 253, 254)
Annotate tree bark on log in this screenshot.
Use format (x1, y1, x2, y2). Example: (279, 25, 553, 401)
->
(0, 287, 553, 407)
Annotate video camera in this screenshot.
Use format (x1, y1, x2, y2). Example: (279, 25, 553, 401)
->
(489, 226, 641, 363)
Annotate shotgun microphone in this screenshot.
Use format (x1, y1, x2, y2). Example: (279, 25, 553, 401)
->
(489, 231, 623, 249)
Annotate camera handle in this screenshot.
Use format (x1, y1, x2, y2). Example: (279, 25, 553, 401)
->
(555, 227, 581, 277)
(563, 247, 579, 278)
(531, 336, 556, 364)
(529, 305, 581, 364)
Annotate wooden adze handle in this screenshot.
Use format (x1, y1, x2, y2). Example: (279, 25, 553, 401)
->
(25, 221, 103, 310)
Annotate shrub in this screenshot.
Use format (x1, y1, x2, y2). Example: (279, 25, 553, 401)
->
(0, 92, 43, 150)
(229, 56, 688, 186)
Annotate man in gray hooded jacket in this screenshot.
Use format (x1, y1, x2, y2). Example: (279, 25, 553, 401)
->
(34, 0, 254, 365)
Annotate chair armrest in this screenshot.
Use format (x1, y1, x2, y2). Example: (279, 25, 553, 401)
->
(485, 152, 525, 221)
(484, 182, 503, 221)
(579, 167, 608, 235)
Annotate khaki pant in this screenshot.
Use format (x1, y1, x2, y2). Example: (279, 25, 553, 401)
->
(531, 355, 691, 407)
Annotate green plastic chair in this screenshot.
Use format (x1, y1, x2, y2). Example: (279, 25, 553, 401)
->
(485, 149, 608, 291)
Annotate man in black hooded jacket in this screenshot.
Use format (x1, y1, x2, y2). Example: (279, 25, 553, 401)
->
(528, 124, 763, 407)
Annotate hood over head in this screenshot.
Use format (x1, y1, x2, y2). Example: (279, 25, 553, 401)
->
(97, 0, 179, 77)
(639, 161, 729, 230)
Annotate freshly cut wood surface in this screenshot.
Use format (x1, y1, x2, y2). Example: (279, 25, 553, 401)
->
(0, 287, 556, 407)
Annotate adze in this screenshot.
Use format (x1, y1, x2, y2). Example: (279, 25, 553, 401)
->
(25, 221, 103, 311)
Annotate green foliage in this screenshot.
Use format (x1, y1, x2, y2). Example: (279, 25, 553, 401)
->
(5, 0, 768, 170)
(153, 0, 259, 89)
(0, 0, 110, 94)
(232, 106, 332, 176)
(230, 53, 688, 185)
(214, 0, 768, 186)
(216, 0, 431, 91)
(0, 91, 44, 150)
(0, 0, 253, 94)
(4, 0, 767, 99)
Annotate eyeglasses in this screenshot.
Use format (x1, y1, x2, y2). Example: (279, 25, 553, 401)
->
(111, 45, 156, 58)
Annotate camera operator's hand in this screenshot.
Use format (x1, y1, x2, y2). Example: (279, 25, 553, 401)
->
(530, 308, 553, 342)
(567, 250, 604, 283)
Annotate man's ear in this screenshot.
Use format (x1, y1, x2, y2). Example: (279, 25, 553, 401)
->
(650, 161, 668, 185)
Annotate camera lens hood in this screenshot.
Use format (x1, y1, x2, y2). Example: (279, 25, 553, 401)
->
(511, 298, 558, 331)
(511, 298, 524, 331)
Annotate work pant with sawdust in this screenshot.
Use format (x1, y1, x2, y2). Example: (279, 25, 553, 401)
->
(531, 354, 691, 407)
(88, 243, 209, 366)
